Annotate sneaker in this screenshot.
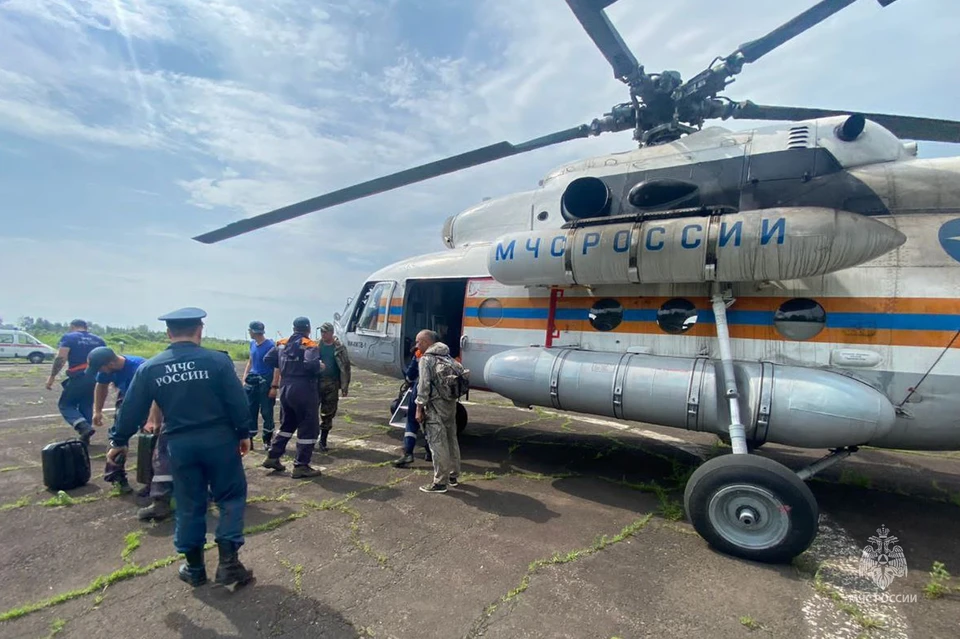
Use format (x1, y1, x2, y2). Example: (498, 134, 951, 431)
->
(261, 457, 286, 472)
(419, 483, 447, 494)
(448, 476, 459, 487)
(291, 465, 322, 479)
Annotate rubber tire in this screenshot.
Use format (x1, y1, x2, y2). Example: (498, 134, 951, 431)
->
(683, 454, 819, 564)
(28, 352, 45, 364)
(456, 403, 467, 436)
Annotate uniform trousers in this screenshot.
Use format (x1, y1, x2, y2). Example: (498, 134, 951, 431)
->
(244, 374, 276, 439)
(318, 375, 340, 433)
(268, 380, 320, 467)
(58, 372, 95, 432)
(167, 427, 247, 554)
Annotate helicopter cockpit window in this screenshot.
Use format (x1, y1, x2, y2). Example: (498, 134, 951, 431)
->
(774, 298, 826, 341)
(588, 298, 623, 332)
(356, 281, 394, 334)
(657, 298, 698, 334)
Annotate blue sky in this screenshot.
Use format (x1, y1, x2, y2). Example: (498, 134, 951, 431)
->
(1, 0, 957, 338)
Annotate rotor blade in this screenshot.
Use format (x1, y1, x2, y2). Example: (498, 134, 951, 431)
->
(564, 0, 642, 84)
(726, 102, 960, 143)
(673, 0, 883, 104)
(192, 125, 594, 244)
(735, 0, 859, 65)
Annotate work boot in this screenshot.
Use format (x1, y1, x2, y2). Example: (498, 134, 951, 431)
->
(114, 478, 133, 495)
(214, 541, 253, 591)
(262, 432, 273, 449)
(393, 453, 414, 468)
(291, 465, 322, 479)
(261, 456, 285, 472)
(77, 423, 95, 446)
(424, 449, 432, 463)
(138, 497, 173, 521)
(178, 548, 208, 587)
(319, 429, 329, 452)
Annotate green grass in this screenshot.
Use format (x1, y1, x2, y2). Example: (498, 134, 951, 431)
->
(29, 330, 250, 361)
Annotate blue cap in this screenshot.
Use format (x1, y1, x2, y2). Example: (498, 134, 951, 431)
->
(293, 316, 311, 331)
(249, 321, 265, 334)
(158, 307, 207, 322)
(86, 346, 117, 375)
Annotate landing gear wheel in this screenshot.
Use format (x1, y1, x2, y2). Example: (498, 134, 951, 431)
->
(28, 352, 44, 364)
(683, 454, 819, 564)
(456, 402, 467, 436)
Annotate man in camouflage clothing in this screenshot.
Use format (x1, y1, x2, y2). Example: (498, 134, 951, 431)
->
(317, 322, 351, 452)
(414, 329, 462, 494)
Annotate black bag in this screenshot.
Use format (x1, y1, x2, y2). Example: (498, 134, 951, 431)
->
(136, 432, 157, 486)
(41, 440, 91, 492)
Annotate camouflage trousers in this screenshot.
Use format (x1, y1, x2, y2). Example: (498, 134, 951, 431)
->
(319, 375, 340, 432)
(423, 417, 461, 486)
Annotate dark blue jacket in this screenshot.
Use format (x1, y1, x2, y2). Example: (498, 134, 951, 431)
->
(109, 342, 252, 447)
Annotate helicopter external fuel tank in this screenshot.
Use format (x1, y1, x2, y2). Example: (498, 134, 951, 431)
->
(486, 207, 905, 286)
(483, 348, 897, 449)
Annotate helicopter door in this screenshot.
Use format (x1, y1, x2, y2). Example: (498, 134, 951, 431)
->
(344, 279, 400, 376)
(401, 279, 466, 368)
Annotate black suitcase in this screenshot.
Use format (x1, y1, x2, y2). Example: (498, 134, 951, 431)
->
(41, 440, 91, 492)
(136, 432, 157, 486)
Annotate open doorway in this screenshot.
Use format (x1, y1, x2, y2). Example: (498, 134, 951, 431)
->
(401, 278, 467, 365)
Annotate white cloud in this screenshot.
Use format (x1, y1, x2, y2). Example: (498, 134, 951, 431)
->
(1, 0, 958, 336)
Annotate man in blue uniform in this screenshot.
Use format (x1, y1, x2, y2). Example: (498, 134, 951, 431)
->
(45, 319, 106, 444)
(106, 307, 254, 590)
(241, 321, 277, 449)
(261, 317, 324, 479)
(89, 346, 173, 520)
(393, 345, 431, 467)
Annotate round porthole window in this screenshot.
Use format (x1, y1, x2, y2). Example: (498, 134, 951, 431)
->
(657, 298, 698, 334)
(774, 298, 826, 340)
(477, 298, 504, 327)
(589, 298, 623, 332)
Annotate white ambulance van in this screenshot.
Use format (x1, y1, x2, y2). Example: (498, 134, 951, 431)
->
(0, 329, 58, 363)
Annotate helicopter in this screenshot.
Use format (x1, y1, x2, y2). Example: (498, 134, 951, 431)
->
(191, 0, 960, 564)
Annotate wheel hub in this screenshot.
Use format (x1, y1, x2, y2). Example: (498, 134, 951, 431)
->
(708, 484, 790, 550)
(737, 506, 759, 526)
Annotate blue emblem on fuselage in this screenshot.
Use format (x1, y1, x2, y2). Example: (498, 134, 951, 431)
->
(937, 218, 960, 263)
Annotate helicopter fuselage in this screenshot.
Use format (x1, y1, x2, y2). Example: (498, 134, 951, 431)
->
(333, 117, 960, 452)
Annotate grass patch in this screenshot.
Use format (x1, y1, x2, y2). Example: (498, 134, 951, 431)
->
(813, 569, 885, 631)
(739, 615, 761, 630)
(0, 464, 38, 473)
(279, 558, 305, 594)
(923, 561, 957, 599)
(480, 514, 653, 622)
(36, 491, 100, 507)
(247, 493, 292, 504)
(121, 531, 143, 563)
(45, 618, 66, 638)
(0, 496, 32, 512)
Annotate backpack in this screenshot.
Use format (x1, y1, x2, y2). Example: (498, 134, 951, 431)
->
(430, 354, 470, 400)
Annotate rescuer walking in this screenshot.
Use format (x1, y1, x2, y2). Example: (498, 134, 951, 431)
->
(317, 322, 351, 452)
(106, 307, 254, 590)
(261, 317, 324, 478)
